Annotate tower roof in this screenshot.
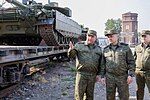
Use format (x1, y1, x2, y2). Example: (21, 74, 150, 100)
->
(122, 12, 138, 17)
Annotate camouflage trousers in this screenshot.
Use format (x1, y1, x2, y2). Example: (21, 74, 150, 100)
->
(135, 71, 150, 100)
(106, 73, 129, 100)
(75, 72, 96, 100)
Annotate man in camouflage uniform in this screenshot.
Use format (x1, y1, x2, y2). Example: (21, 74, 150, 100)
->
(68, 30, 102, 100)
(101, 29, 135, 100)
(134, 30, 150, 100)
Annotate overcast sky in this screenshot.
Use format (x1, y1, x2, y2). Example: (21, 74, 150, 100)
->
(2, 0, 150, 37)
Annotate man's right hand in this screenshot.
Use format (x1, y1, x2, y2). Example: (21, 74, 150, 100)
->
(101, 78, 106, 86)
(69, 41, 74, 50)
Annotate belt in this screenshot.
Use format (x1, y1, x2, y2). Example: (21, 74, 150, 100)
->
(106, 71, 128, 77)
(77, 71, 96, 76)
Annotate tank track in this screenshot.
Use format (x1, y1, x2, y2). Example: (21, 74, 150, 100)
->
(39, 25, 60, 46)
(39, 25, 70, 46)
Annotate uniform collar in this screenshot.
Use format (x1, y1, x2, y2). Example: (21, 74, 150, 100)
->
(84, 42, 97, 48)
(109, 42, 121, 47)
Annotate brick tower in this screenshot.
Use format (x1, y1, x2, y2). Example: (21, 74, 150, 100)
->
(120, 12, 138, 45)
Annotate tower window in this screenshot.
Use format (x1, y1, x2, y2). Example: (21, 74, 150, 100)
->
(131, 17, 134, 20)
(126, 25, 129, 30)
(135, 25, 137, 30)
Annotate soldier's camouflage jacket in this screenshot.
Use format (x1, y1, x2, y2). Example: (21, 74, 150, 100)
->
(134, 43, 150, 71)
(68, 42, 102, 75)
(101, 43, 135, 77)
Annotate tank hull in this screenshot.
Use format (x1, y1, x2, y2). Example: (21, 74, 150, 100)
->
(37, 11, 81, 46)
(0, 1, 82, 46)
(0, 8, 42, 46)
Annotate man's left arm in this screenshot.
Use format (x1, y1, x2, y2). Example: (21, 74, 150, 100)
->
(96, 47, 103, 82)
(126, 46, 136, 77)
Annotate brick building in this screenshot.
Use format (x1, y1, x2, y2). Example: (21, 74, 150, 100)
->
(120, 12, 138, 45)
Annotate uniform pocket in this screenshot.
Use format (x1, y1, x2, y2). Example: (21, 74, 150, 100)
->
(116, 52, 126, 57)
(104, 52, 112, 61)
(104, 52, 112, 57)
(115, 52, 126, 63)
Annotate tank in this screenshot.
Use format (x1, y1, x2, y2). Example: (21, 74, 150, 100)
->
(0, 0, 82, 46)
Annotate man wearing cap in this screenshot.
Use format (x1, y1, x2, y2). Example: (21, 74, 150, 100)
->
(134, 30, 150, 100)
(100, 29, 135, 100)
(68, 30, 103, 100)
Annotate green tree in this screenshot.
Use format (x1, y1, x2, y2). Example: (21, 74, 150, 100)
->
(105, 18, 122, 34)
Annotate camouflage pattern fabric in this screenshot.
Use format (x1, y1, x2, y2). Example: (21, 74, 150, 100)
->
(106, 73, 129, 100)
(134, 43, 150, 71)
(101, 43, 135, 100)
(134, 43, 150, 100)
(135, 71, 150, 100)
(75, 72, 96, 100)
(68, 42, 102, 75)
(68, 42, 102, 100)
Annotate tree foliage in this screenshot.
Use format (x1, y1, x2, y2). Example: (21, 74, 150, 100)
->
(105, 18, 122, 34)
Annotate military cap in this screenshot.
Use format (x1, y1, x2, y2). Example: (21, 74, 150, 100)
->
(141, 30, 150, 36)
(87, 30, 97, 36)
(104, 29, 118, 36)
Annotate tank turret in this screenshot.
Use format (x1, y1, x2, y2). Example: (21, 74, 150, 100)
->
(6, 0, 29, 9)
(0, 0, 81, 46)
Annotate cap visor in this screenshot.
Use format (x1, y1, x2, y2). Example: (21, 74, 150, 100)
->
(141, 34, 146, 36)
(88, 33, 95, 36)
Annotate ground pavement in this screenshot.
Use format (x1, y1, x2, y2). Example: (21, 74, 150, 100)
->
(94, 77, 149, 100)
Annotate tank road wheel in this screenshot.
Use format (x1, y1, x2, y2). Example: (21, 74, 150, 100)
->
(54, 32, 64, 44)
(64, 37, 67, 44)
(61, 36, 65, 44)
(53, 30, 66, 45)
(66, 37, 70, 44)
(53, 31, 62, 44)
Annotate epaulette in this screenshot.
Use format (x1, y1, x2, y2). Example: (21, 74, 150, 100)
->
(104, 45, 109, 49)
(120, 43, 128, 46)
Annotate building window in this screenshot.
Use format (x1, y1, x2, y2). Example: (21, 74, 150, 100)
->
(135, 25, 137, 29)
(126, 25, 129, 30)
(131, 17, 134, 20)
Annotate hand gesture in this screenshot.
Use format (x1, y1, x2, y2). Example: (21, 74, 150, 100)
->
(101, 78, 106, 86)
(127, 76, 133, 84)
(95, 75, 100, 83)
(69, 41, 74, 50)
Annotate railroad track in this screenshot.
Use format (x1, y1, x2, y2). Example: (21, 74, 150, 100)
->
(0, 46, 69, 99)
(0, 62, 47, 99)
(0, 81, 22, 99)
(0, 57, 69, 99)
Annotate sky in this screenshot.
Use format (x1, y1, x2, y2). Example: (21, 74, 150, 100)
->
(1, 0, 150, 37)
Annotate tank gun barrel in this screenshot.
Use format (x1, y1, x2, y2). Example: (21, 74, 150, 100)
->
(6, 0, 29, 9)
